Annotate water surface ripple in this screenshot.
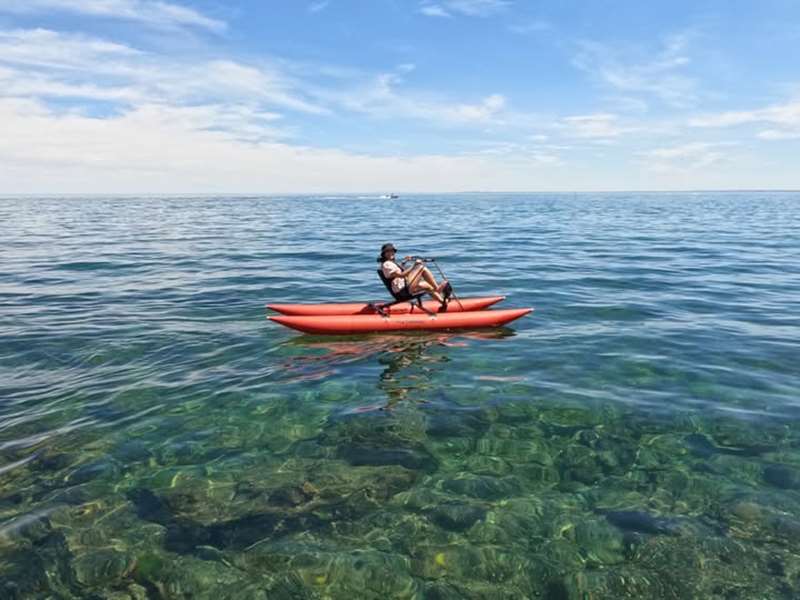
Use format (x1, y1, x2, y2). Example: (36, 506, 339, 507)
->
(1, 193, 800, 598)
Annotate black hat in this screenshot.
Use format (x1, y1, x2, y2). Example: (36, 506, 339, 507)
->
(381, 243, 397, 255)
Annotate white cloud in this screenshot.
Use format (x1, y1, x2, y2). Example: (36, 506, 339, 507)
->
(572, 32, 698, 108)
(640, 142, 733, 173)
(509, 21, 551, 35)
(420, 0, 509, 18)
(163, 60, 328, 115)
(0, 27, 523, 130)
(561, 113, 625, 139)
(4, 17, 784, 192)
(308, 1, 330, 14)
(319, 71, 508, 125)
(0, 93, 792, 192)
(452, 93, 506, 121)
(0, 29, 142, 71)
(690, 99, 800, 140)
(420, 5, 451, 18)
(689, 111, 761, 128)
(0, 26, 521, 146)
(604, 95, 649, 114)
(757, 129, 800, 140)
(444, 0, 510, 16)
(0, 66, 139, 102)
(0, 97, 572, 193)
(0, 29, 327, 119)
(0, 0, 225, 32)
(477, 143, 562, 165)
(0, 26, 551, 194)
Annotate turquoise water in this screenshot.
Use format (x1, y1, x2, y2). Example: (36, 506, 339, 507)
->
(1, 193, 799, 599)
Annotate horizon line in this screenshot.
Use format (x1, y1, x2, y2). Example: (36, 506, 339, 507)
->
(1, 189, 799, 198)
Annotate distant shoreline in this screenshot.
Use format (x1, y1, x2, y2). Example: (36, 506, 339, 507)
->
(2, 189, 799, 199)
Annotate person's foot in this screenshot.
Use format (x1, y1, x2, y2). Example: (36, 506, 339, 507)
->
(441, 282, 453, 301)
(436, 280, 449, 293)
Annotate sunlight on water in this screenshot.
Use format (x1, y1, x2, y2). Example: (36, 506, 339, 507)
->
(1, 193, 800, 598)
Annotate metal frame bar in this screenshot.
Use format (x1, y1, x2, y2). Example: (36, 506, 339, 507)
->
(368, 293, 435, 317)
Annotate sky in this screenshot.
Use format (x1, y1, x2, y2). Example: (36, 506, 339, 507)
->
(0, 0, 799, 193)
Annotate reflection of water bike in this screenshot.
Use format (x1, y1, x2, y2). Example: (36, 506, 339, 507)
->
(268, 256, 533, 335)
(275, 329, 516, 395)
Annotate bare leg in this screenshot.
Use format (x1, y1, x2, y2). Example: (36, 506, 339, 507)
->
(407, 265, 448, 294)
(405, 266, 445, 303)
(409, 280, 444, 303)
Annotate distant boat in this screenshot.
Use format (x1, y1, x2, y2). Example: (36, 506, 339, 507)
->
(380, 194, 399, 199)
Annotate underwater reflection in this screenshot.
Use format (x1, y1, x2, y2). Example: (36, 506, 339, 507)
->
(277, 329, 516, 407)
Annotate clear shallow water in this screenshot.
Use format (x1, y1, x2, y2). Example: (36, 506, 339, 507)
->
(1, 192, 799, 599)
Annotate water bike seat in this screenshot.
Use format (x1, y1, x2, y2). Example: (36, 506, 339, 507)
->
(373, 269, 433, 316)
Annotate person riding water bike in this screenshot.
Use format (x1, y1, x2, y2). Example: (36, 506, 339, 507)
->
(378, 243, 452, 307)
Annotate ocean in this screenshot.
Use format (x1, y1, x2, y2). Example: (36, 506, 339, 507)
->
(1, 192, 799, 598)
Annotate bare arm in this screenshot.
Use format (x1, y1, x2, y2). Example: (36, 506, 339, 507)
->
(393, 259, 422, 278)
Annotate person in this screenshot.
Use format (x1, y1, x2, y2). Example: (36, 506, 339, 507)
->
(378, 243, 451, 306)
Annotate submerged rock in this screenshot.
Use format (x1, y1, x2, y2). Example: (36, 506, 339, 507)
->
(464, 455, 513, 477)
(425, 410, 491, 438)
(128, 488, 173, 524)
(0, 524, 77, 599)
(422, 581, 467, 600)
(243, 544, 419, 598)
(34, 451, 74, 473)
(428, 502, 486, 531)
(267, 482, 319, 508)
(302, 550, 419, 599)
(127, 488, 325, 554)
(629, 534, 792, 598)
(132, 552, 266, 599)
(102, 583, 149, 600)
(489, 498, 550, 541)
(552, 565, 690, 599)
(112, 440, 153, 464)
(768, 514, 800, 541)
(338, 444, 437, 471)
(763, 464, 800, 490)
(441, 475, 522, 500)
(556, 445, 603, 487)
(65, 459, 120, 485)
(391, 486, 441, 511)
(156, 440, 229, 466)
(602, 510, 682, 536)
(516, 462, 560, 487)
(320, 409, 424, 448)
(73, 549, 135, 587)
(535, 539, 584, 574)
(573, 519, 627, 565)
(726, 498, 800, 548)
(411, 545, 482, 581)
(685, 433, 772, 459)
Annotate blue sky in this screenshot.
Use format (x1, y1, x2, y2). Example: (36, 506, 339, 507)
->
(0, 0, 798, 193)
